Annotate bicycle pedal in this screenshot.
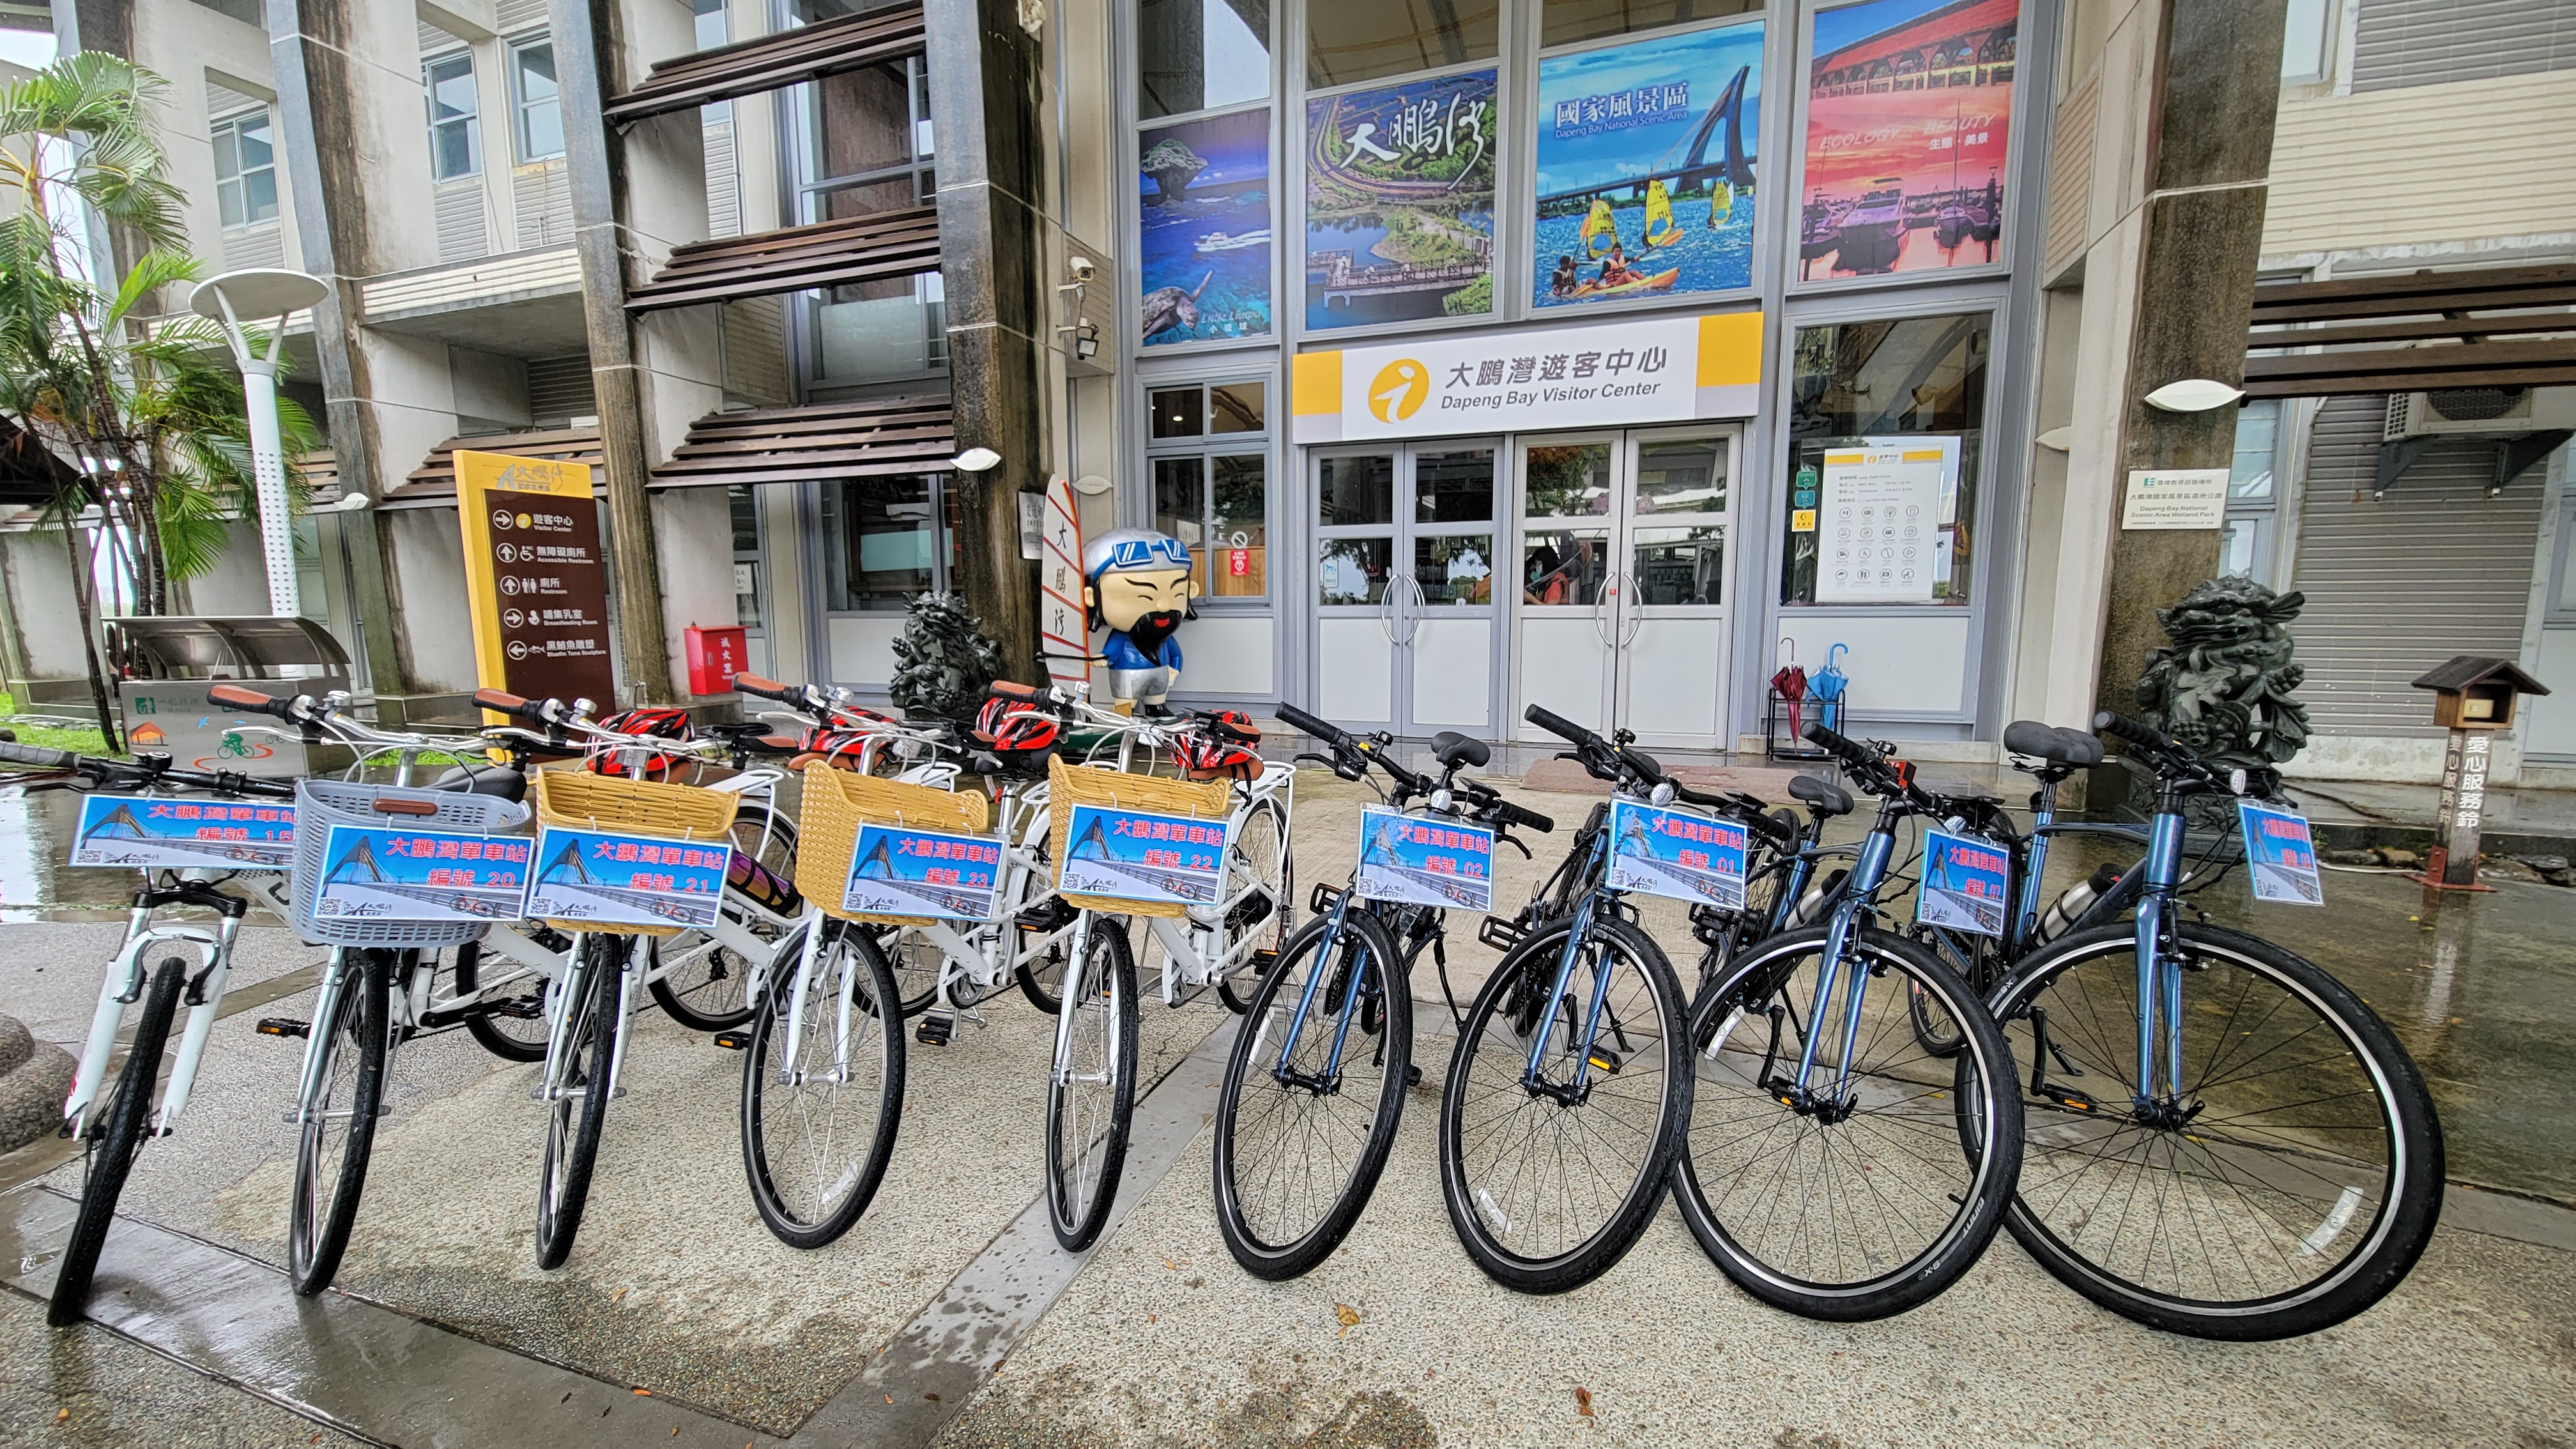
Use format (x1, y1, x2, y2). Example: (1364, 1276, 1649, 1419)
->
(255, 1018, 311, 1039)
(1476, 916, 1526, 952)
(1586, 1046, 1623, 1075)
(710, 1031, 751, 1051)
(1404, 1064, 1425, 1089)
(2044, 1086, 2098, 1112)
(916, 1013, 956, 1047)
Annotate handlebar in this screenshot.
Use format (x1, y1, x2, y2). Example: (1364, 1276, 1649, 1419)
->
(0, 740, 79, 771)
(0, 741, 295, 799)
(1480, 795, 1555, 834)
(206, 683, 305, 721)
(733, 673, 799, 704)
(986, 680, 1042, 702)
(473, 687, 562, 726)
(2092, 710, 2236, 792)
(1275, 702, 1349, 751)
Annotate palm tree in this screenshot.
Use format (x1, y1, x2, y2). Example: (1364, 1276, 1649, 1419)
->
(0, 52, 318, 747)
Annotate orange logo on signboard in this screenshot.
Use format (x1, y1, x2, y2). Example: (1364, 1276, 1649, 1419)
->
(1368, 359, 1430, 422)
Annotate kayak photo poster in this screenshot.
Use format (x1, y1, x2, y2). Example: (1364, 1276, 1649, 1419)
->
(1306, 69, 1499, 332)
(1799, 0, 2019, 281)
(1138, 107, 1273, 346)
(1531, 19, 1764, 311)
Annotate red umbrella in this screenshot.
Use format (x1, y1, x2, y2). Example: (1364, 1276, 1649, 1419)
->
(1772, 657, 1809, 741)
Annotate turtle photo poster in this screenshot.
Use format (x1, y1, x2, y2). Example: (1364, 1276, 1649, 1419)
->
(1532, 20, 1764, 310)
(1138, 108, 1271, 346)
(1800, 0, 2018, 281)
(1307, 70, 1498, 331)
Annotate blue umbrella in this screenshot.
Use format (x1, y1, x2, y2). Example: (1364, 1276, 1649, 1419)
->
(1813, 643, 1850, 735)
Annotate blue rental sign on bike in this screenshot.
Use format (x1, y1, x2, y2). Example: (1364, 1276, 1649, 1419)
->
(2239, 801, 2325, 905)
(520, 827, 733, 930)
(67, 794, 295, 871)
(1604, 799, 1746, 910)
(1917, 829, 2011, 937)
(1354, 806, 1495, 914)
(312, 825, 532, 924)
(843, 824, 1004, 921)
(1059, 804, 1230, 907)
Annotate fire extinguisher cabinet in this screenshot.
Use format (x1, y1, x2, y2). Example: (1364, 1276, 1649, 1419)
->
(684, 625, 749, 698)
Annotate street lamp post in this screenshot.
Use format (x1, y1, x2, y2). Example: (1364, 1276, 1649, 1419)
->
(187, 268, 332, 618)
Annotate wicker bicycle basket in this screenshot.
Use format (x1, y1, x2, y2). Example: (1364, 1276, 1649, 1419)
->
(1046, 756, 1234, 919)
(530, 769, 740, 937)
(797, 766, 992, 926)
(289, 779, 532, 949)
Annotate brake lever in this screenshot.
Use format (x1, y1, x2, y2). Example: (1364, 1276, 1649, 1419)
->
(1494, 829, 1532, 859)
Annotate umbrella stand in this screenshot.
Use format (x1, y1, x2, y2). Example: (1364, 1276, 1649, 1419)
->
(1765, 637, 1830, 762)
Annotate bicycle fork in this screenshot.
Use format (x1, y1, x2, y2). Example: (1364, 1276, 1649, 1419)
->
(66, 907, 241, 1135)
(1785, 824, 1897, 1119)
(1049, 913, 1119, 1090)
(1522, 849, 1625, 1103)
(2131, 808, 2192, 1118)
(1270, 890, 1363, 1094)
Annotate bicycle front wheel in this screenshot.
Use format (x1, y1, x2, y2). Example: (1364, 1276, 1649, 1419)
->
(535, 937, 622, 1269)
(289, 948, 390, 1296)
(1216, 796, 1292, 1013)
(1673, 924, 2021, 1321)
(1045, 917, 1138, 1252)
(49, 957, 185, 1327)
(1214, 910, 1409, 1279)
(742, 925, 907, 1248)
(1438, 914, 1689, 1294)
(1993, 921, 2442, 1340)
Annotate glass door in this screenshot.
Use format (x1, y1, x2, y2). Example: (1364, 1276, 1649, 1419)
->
(1511, 429, 1737, 749)
(1312, 445, 1498, 735)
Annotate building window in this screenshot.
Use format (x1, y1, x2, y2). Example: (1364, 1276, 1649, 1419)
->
(1538, 0, 1759, 52)
(511, 38, 565, 162)
(426, 53, 481, 180)
(2280, 0, 2335, 84)
(1306, 0, 1499, 89)
(211, 111, 279, 228)
(2219, 398, 2283, 586)
(1138, 0, 1271, 120)
(793, 54, 941, 385)
(1781, 312, 1990, 606)
(821, 475, 958, 610)
(1146, 379, 1269, 600)
(694, 0, 733, 120)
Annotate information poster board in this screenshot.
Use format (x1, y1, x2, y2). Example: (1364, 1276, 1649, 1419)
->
(1916, 828, 2009, 936)
(312, 825, 532, 923)
(1353, 807, 1495, 912)
(1059, 804, 1231, 907)
(1604, 799, 1747, 909)
(522, 827, 732, 930)
(1038, 475, 1094, 687)
(455, 450, 617, 720)
(2121, 468, 2230, 530)
(66, 794, 295, 871)
(1816, 441, 1947, 602)
(841, 824, 1004, 921)
(2239, 802, 2325, 905)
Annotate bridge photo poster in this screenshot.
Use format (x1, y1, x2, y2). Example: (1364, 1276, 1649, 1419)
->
(1305, 69, 1498, 332)
(1531, 19, 1764, 311)
(1800, 0, 2019, 280)
(1138, 107, 1273, 346)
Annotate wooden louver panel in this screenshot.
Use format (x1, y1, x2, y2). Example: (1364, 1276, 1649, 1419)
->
(2242, 263, 2576, 398)
(650, 396, 954, 490)
(602, 4, 927, 126)
(623, 207, 941, 314)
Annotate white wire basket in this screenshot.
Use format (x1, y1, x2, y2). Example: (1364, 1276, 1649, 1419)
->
(289, 779, 532, 948)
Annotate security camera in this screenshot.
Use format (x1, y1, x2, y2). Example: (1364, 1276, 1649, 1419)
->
(1066, 256, 1096, 286)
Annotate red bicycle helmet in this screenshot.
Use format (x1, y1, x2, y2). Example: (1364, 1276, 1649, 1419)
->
(974, 697, 1060, 760)
(586, 706, 694, 779)
(1176, 710, 1262, 781)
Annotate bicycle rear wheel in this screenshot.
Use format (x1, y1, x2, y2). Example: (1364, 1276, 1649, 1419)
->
(1214, 910, 1409, 1279)
(49, 957, 185, 1327)
(742, 924, 907, 1248)
(460, 940, 554, 1062)
(1216, 797, 1291, 1013)
(1993, 921, 2442, 1340)
(535, 936, 621, 1269)
(1438, 914, 1688, 1294)
(1045, 918, 1138, 1252)
(289, 948, 390, 1296)
(1673, 924, 2021, 1321)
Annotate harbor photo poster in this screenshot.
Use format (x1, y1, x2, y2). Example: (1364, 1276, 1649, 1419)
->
(1306, 69, 1498, 332)
(1800, 0, 2018, 281)
(1138, 107, 1272, 346)
(1532, 20, 1764, 310)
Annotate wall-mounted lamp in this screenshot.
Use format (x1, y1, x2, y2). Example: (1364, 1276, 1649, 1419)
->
(1073, 323, 1100, 361)
(952, 447, 1002, 473)
(336, 492, 372, 512)
(2035, 427, 2073, 452)
(2143, 379, 2246, 413)
(1071, 473, 1112, 496)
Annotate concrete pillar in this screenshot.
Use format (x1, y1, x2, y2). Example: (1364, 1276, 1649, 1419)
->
(924, 0, 1051, 686)
(2043, 1, 2289, 732)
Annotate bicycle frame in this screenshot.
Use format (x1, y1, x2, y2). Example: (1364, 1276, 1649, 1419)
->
(66, 878, 250, 1135)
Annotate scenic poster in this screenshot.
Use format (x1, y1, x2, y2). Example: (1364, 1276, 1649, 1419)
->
(1533, 22, 1765, 310)
(1353, 807, 1495, 912)
(1138, 107, 1271, 346)
(312, 825, 532, 924)
(522, 827, 731, 931)
(1800, 0, 2018, 281)
(1604, 800, 1747, 910)
(67, 794, 295, 871)
(1059, 804, 1230, 907)
(841, 824, 1004, 922)
(1306, 70, 1498, 331)
(1915, 828, 2010, 936)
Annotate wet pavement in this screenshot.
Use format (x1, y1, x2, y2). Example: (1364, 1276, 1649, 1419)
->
(2, 769, 2573, 1446)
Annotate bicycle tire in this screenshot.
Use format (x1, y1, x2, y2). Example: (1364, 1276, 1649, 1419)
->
(648, 806, 795, 1031)
(535, 937, 621, 1269)
(1213, 910, 1409, 1279)
(1992, 921, 2443, 1340)
(289, 948, 390, 1296)
(458, 942, 552, 1062)
(1216, 796, 1292, 1014)
(1438, 914, 1689, 1294)
(1671, 924, 2022, 1321)
(742, 925, 907, 1248)
(1045, 920, 1138, 1253)
(49, 957, 186, 1326)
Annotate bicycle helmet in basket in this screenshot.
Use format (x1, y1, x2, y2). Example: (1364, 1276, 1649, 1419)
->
(585, 706, 694, 780)
(974, 697, 1059, 763)
(1175, 710, 1262, 781)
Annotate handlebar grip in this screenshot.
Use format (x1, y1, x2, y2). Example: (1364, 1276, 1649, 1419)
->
(1489, 799, 1556, 834)
(1800, 721, 1869, 763)
(472, 687, 546, 723)
(206, 683, 297, 719)
(0, 740, 79, 770)
(733, 673, 796, 703)
(1274, 702, 1348, 749)
(2091, 712, 2168, 750)
(1522, 703, 1599, 751)
(985, 681, 1041, 701)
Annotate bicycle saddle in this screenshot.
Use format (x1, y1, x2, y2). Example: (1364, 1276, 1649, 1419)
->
(430, 760, 528, 803)
(1788, 774, 1852, 816)
(2003, 721, 2105, 767)
(1430, 730, 1490, 770)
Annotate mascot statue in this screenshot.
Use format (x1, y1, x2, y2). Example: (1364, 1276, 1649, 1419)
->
(1083, 527, 1197, 716)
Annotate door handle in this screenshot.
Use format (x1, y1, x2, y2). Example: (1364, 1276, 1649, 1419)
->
(1399, 572, 1427, 646)
(1381, 571, 1407, 645)
(1616, 571, 1645, 648)
(1592, 572, 1617, 647)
